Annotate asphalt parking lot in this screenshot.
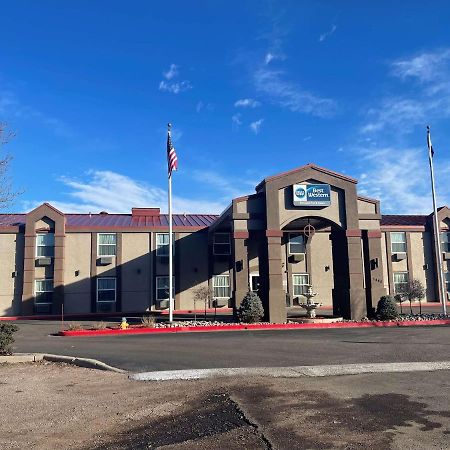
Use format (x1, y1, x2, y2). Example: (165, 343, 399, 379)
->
(13, 320, 450, 372)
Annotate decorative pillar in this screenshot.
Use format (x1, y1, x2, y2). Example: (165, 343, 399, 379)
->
(232, 231, 249, 309)
(366, 230, 387, 314)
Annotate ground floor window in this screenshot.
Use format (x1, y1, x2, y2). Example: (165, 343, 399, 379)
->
(289, 233, 306, 255)
(35, 279, 53, 304)
(393, 272, 409, 294)
(441, 232, 450, 253)
(213, 275, 230, 298)
(97, 278, 116, 302)
(156, 276, 175, 301)
(250, 274, 260, 292)
(292, 273, 309, 297)
(445, 272, 450, 294)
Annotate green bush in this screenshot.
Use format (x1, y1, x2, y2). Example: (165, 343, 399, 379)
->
(0, 323, 19, 355)
(237, 291, 264, 323)
(376, 296, 398, 320)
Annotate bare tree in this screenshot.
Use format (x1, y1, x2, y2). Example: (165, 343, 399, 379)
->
(192, 285, 214, 322)
(0, 123, 18, 210)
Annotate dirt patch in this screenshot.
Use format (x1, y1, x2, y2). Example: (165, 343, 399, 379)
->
(91, 392, 270, 449)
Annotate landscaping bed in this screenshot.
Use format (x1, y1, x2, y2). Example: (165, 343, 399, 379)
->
(59, 315, 450, 337)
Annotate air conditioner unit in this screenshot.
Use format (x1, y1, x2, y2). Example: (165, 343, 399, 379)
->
(97, 302, 116, 313)
(97, 257, 113, 266)
(158, 300, 170, 309)
(289, 254, 305, 263)
(36, 257, 52, 266)
(393, 253, 407, 261)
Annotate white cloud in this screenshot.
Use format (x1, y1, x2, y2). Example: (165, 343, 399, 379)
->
(232, 113, 242, 128)
(163, 64, 179, 80)
(250, 119, 264, 135)
(191, 169, 251, 199)
(319, 24, 337, 42)
(196, 101, 214, 113)
(158, 64, 192, 94)
(391, 49, 450, 83)
(234, 98, 261, 108)
(264, 52, 285, 64)
(254, 67, 337, 117)
(158, 80, 192, 94)
(303, 136, 312, 142)
(26, 170, 227, 214)
(356, 147, 450, 213)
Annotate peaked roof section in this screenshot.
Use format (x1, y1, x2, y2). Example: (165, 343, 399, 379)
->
(255, 163, 358, 191)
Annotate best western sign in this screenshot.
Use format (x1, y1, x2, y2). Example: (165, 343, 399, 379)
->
(293, 184, 331, 206)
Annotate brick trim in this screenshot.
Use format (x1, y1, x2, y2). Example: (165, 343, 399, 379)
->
(265, 229, 283, 238)
(233, 231, 249, 239)
(346, 229, 362, 237)
(367, 230, 382, 239)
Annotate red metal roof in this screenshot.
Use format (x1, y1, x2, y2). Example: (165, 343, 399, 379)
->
(0, 213, 218, 229)
(381, 215, 428, 226)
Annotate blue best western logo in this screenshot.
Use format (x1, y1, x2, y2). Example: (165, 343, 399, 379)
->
(293, 184, 331, 206)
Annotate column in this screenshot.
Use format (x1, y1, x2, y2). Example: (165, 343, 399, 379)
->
(233, 231, 249, 309)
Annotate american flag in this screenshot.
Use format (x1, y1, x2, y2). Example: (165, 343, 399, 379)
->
(167, 126, 178, 176)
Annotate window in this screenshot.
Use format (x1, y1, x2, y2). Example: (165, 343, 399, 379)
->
(445, 272, 450, 294)
(391, 232, 407, 253)
(394, 272, 409, 294)
(156, 233, 175, 256)
(98, 233, 116, 256)
(250, 274, 260, 292)
(213, 275, 230, 298)
(213, 233, 231, 255)
(289, 234, 306, 255)
(97, 278, 116, 302)
(441, 232, 450, 252)
(292, 274, 310, 297)
(36, 233, 54, 257)
(156, 276, 175, 301)
(35, 279, 53, 304)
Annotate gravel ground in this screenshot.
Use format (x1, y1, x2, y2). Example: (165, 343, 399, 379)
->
(1, 362, 449, 449)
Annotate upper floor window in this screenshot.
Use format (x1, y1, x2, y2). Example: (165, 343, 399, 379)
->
(213, 233, 231, 255)
(394, 272, 409, 294)
(36, 233, 55, 257)
(98, 233, 116, 256)
(391, 232, 407, 253)
(441, 232, 450, 252)
(35, 279, 54, 304)
(293, 273, 310, 297)
(289, 234, 306, 255)
(213, 275, 230, 298)
(156, 233, 175, 256)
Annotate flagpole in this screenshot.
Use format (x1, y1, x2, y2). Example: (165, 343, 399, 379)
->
(168, 123, 174, 323)
(427, 126, 447, 316)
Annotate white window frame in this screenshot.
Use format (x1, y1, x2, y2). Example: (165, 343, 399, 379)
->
(156, 233, 175, 257)
(393, 271, 409, 294)
(441, 232, 450, 253)
(250, 273, 260, 292)
(36, 233, 55, 258)
(444, 272, 450, 294)
(97, 233, 117, 257)
(391, 232, 407, 253)
(96, 277, 117, 303)
(213, 274, 231, 298)
(34, 279, 54, 305)
(292, 273, 310, 297)
(289, 233, 306, 255)
(156, 276, 175, 301)
(213, 233, 231, 256)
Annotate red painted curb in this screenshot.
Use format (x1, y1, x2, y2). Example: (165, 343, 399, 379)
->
(59, 319, 450, 337)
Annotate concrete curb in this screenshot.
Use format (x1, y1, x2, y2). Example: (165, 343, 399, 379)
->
(0, 352, 126, 373)
(59, 318, 450, 337)
(130, 361, 450, 381)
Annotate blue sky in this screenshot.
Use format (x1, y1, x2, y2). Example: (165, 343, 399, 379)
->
(1, 1, 450, 215)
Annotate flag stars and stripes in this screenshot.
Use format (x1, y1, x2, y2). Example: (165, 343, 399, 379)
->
(167, 126, 178, 176)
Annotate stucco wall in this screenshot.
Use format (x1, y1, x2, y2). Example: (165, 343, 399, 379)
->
(310, 232, 334, 306)
(64, 233, 92, 313)
(0, 234, 23, 316)
(357, 199, 376, 214)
